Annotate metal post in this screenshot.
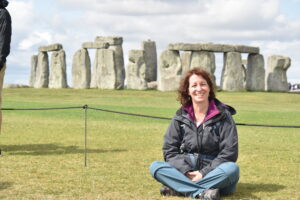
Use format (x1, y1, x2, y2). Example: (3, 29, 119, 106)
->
(84, 105, 88, 167)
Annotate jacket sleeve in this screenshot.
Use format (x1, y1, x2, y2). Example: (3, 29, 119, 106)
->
(163, 118, 193, 174)
(0, 9, 12, 68)
(200, 112, 238, 177)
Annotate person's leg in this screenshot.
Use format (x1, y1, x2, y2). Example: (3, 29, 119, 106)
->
(196, 162, 239, 194)
(0, 64, 6, 134)
(150, 161, 205, 198)
(149, 161, 239, 198)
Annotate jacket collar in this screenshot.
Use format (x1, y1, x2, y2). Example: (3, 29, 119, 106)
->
(182, 99, 220, 123)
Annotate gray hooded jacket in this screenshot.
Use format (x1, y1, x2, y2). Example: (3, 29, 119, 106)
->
(163, 99, 238, 177)
(0, 0, 11, 69)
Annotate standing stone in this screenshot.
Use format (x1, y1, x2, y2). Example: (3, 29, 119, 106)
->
(141, 40, 157, 82)
(95, 36, 125, 89)
(158, 50, 182, 91)
(190, 51, 216, 81)
(72, 48, 91, 89)
(29, 55, 38, 87)
(126, 50, 147, 90)
(246, 53, 265, 91)
(34, 52, 49, 88)
(49, 50, 67, 88)
(265, 55, 291, 92)
(221, 52, 245, 91)
(95, 49, 117, 89)
(180, 51, 191, 75)
(90, 52, 98, 88)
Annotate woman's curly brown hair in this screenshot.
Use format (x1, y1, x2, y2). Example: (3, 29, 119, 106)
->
(177, 67, 216, 106)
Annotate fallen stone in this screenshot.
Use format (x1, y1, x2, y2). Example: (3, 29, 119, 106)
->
(4, 83, 30, 88)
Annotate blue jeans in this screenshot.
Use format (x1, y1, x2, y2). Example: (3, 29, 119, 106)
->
(150, 161, 239, 198)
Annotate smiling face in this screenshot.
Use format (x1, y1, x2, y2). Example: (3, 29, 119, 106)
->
(188, 74, 210, 105)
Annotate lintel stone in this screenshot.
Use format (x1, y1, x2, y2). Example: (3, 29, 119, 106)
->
(168, 42, 259, 54)
(82, 42, 109, 49)
(94, 36, 123, 45)
(39, 43, 63, 52)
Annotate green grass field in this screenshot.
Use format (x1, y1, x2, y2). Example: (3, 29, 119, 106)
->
(0, 88, 299, 200)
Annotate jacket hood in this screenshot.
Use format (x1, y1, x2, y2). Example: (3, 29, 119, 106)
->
(0, 0, 9, 8)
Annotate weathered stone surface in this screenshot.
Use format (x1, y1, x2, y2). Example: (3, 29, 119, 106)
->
(95, 49, 117, 89)
(49, 50, 68, 88)
(126, 50, 147, 90)
(39, 43, 63, 52)
(168, 42, 259, 53)
(190, 51, 216, 81)
(29, 55, 38, 87)
(82, 42, 109, 49)
(180, 51, 191, 75)
(95, 36, 123, 45)
(34, 52, 49, 88)
(95, 36, 125, 89)
(90, 54, 98, 89)
(265, 55, 291, 92)
(147, 81, 157, 90)
(72, 48, 91, 89)
(246, 53, 265, 91)
(4, 83, 29, 88)
(142, 40, 157, 82)
(108, 45, 125, 89)
(158, 50, 182, 91)
(221, 52, 245, 91)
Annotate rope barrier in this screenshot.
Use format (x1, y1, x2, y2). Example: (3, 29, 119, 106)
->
(1, 105, 300, 128)
(1, 105, 299, 166)
(1, 106, 84, 111)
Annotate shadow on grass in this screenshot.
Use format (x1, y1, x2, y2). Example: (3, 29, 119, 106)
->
(0, 144, 126, 156)
(229, 182, 286, 200)
(0, 182, 13, 190)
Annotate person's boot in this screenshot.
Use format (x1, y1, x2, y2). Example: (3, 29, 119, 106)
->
(197, 188, 220, 200)
(160, 185, 181, 196)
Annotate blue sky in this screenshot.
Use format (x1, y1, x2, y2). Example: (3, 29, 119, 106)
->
(4, 0, 300, 86)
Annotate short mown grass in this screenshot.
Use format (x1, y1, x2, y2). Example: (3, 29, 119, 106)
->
(0, 88, 299, 200)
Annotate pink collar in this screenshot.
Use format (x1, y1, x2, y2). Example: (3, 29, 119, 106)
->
(183, 99, 220, 124)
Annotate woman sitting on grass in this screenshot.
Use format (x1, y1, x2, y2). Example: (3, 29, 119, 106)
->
(150, 67, 239, 200)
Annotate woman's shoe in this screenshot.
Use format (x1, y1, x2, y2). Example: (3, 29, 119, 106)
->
(160, 185, 181, 196)
(197, 188, 220, 200)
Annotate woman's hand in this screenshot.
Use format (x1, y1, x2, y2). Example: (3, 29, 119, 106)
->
(185, 171, 203, 182)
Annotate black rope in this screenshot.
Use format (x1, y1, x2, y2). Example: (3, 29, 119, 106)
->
(235, 123, 300, 128)
(1, 106, 84, 111)
(1, 105, 300, 128)
(88, 106, 172, 120)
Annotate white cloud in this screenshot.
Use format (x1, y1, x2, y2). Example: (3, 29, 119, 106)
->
(18, 31, 52, 50)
